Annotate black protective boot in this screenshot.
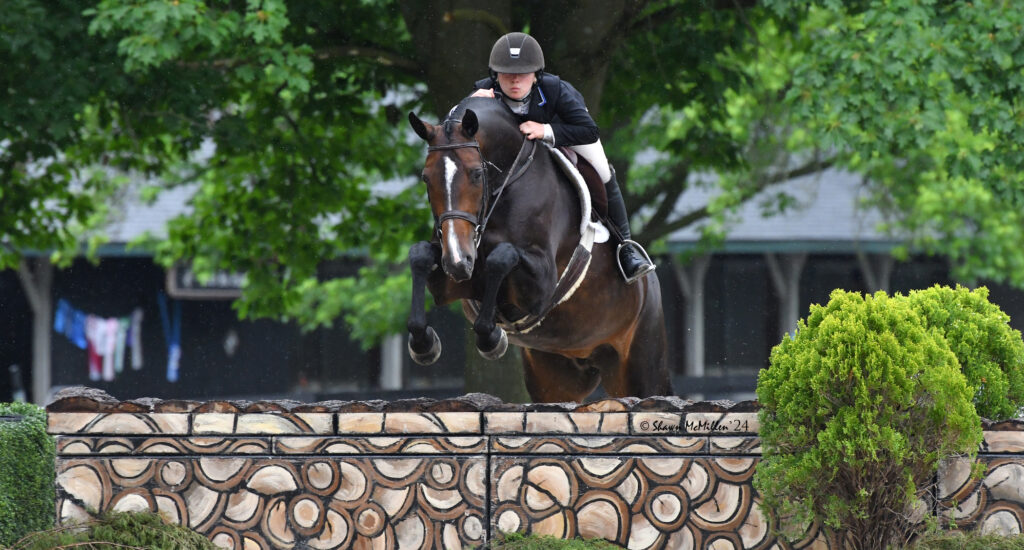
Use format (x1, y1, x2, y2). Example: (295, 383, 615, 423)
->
(604, 166, 656, 284)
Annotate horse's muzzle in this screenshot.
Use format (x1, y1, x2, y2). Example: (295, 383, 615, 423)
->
(443, 256, 475, 282)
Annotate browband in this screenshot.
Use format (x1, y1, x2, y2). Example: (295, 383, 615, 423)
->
(428, 142, 480, 151)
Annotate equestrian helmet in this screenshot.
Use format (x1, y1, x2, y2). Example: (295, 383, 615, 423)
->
(488, 32, 544, 74)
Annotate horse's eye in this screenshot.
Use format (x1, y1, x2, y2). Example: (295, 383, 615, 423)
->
(421, 173, 429, 184)
(471, 169, 484, 183)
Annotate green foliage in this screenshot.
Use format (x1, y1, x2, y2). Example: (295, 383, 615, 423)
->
(904, 285, 1024, 420)
(85, 1, 427, 333)
(7, 1, 1024, 350)
(0, 402, 55, 546)
(755, 289, 982, 549)
(2, 1, 782, 347)
(765, 0, 1024, 287)
(489, 532, 619, 549)
(9, 510, 217, 550)
(606, 4, 820, 252)
(0, 1, 125, 268)
(910, 531, 1024, 550)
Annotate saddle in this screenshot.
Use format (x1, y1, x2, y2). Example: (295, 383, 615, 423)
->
(557, 147, 608, 219)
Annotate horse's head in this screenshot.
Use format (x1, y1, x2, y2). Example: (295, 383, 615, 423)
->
(409, 98, 520, 282)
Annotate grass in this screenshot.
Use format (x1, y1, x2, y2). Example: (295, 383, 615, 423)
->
(482, 530, 1024, 549)
(485, 532, 622, 549)
(909, 531, 1024, 549)
(6, 510, 218, 550)
(11, 511, 1024, 549)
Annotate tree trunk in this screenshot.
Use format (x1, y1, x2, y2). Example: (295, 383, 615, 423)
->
(529, 0, 638, 116)
(400, 2, 638, 119)
(17, 258, 53, 405)
(399, 2, 514, 118)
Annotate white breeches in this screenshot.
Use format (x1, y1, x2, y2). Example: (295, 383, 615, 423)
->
(570, 139, 611, 183)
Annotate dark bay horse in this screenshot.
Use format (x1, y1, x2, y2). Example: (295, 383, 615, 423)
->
(406, 96, 672, 402)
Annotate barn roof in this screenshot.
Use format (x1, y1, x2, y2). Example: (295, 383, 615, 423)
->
(665, 168, 901, 254)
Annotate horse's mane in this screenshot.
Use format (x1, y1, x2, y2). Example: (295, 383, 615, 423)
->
(441, 96, 518, 140)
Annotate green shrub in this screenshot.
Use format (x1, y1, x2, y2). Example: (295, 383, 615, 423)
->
(910, 530, 1024, 549)
(0, 402, 55, 546)
(903, 285, 1024, 420)
(9, 510, 218, 550)
(755, 289, 983, 550)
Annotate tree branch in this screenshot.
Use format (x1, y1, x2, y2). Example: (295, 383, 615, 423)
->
(641, 203, 710, 243)
(442, 9, 508, 36)
(628, 0, 757, 35)
(625, 160, 691, 212)
(177, 45, 419, 74)
(313, 46, 419, 72)
(639, 185, 684, 240)
(637, 156, 837, 243)
(759, 156, 835, 186)
(280, 109, 325, 188)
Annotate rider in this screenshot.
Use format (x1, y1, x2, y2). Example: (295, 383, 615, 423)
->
(471, 32, 656, 284)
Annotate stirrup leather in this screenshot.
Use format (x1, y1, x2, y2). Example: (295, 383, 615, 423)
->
(616, 240, 656, 283)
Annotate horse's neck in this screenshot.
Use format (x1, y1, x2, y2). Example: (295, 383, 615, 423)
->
(509, 147, 578, 215)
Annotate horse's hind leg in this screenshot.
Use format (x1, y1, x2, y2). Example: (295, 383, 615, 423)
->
(407, 240, 443, 365)
(522, 348, 601, 403)
(473, 242, 520, 360)
(601, 282, 673, 398)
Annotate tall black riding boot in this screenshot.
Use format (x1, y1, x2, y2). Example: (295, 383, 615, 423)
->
(604, 166, 655, 284)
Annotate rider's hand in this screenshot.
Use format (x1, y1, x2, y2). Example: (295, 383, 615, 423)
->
(519, 121, 545, 140)
(471, 88, 495, 98)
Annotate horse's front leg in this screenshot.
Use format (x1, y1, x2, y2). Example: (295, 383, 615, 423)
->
(474, 242, 521, 360)
(407, 240, 443, 365)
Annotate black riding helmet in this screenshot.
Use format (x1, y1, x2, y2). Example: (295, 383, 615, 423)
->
(488, 32, 544, 77)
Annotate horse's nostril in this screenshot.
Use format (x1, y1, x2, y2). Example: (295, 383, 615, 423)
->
(446, 259, 474, 282)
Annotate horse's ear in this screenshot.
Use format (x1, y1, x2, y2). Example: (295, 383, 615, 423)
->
(408, 112, 434, 141)
(462, 109, 479, 138)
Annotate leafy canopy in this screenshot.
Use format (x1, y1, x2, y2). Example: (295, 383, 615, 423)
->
(766, 0, 1024, 285)
(4, 1, 1024, 346)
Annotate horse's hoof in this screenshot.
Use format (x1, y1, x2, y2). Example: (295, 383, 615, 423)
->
(409, 327, 442, 365)
(478, 327, 508, 360)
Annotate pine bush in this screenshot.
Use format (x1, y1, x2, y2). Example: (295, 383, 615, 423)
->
(755, 289, 983, 550)
(903, 285, 1024, 420)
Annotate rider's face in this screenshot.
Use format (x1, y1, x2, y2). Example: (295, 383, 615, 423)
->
(497, 72, 536, 100)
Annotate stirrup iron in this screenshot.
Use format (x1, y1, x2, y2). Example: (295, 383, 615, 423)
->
(616, 240, 656, 284)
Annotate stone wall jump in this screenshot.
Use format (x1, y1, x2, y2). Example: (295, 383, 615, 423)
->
(45, 387, 1024, 549)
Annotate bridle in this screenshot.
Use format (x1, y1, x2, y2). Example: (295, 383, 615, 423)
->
(426, 130, 537, 248)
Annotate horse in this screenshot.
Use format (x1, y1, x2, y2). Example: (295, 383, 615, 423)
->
(406, 96, 672, 402)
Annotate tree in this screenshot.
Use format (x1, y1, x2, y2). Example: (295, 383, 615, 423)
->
(764, 0, 1024, 286)
(5, 1, 1024, 397)
(1, 2, 776, 384)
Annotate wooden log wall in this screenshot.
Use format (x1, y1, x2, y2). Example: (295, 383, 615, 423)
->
(45, 387, 1024, 549)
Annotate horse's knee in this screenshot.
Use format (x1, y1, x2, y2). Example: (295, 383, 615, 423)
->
(409, 241, 438, 273)
(485, 243, 520, 275)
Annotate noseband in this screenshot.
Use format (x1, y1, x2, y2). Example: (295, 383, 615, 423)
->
(427, 135, 537, 248)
